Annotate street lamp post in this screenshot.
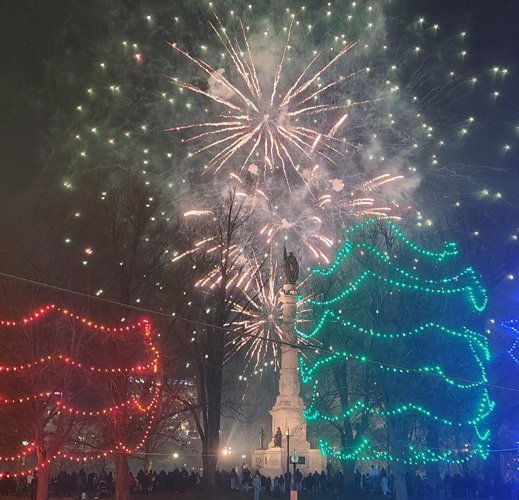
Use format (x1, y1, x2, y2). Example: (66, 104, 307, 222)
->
(285, 429, 290, 478)
(290, 450, 299, 500)
(292, 451, 299, 489)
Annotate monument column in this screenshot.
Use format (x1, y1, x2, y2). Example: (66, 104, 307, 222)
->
(251, 248, 326, 477)
(277, 283, 302, 402)
(268, 249, 308, 451)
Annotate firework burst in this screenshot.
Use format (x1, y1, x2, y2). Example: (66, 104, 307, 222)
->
(175, 169, 404, 276)
(228, 260, 284, 370)
(220, 171, 403, 265)
(169, 16, 368, 188)
(227, 256, 311, 371)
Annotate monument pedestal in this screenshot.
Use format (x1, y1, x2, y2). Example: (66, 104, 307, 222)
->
(251, 282, 326, 478)
(252, 446, 326, 479)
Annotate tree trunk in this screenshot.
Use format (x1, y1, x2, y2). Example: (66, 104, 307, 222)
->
(333, 364, 361, 491)
(341, 459, 355, 490)
(36, 467, 51, 500)
(202, 439, 218, 490)
(425, 425, 440, 499)
(36, 448, 51, 500)
(202, 377, 221, 489)
(388, 419, 408, 500)
(201, 323, 223, 490)
(144, 453, 152, 472)
(114, 453, 129, 500)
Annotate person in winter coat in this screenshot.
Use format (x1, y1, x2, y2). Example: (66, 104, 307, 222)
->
(253, 472, 262, 500)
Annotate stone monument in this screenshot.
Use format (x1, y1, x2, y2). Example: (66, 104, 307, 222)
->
(251, 248, 326, 478)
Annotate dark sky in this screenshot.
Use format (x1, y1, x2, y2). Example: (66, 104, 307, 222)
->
(1, 0, 518, 195)
(0, 1, 518, 459)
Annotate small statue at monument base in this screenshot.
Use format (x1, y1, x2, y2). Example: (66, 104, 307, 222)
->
(273, 427, 283, 447)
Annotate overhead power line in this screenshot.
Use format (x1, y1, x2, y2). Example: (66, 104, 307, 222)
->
(0, 270, 517, 395)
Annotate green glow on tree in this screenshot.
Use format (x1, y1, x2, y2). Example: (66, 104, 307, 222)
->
(298, 219, 493, 465)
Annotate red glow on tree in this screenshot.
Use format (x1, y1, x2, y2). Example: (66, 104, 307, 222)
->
(0, 304, 161, 500)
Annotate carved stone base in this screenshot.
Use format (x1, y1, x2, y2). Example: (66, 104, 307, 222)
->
(268, 397, 309, 451)
(252, 392, 326, 479)
(251, 446, 326, 479)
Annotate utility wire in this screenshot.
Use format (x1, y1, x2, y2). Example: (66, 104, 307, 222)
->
(1, 270, 518, 395)
(0, 271, 303, 349)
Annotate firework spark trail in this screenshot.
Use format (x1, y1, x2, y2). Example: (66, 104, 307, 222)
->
(171, 209, 260, 292)
(362, 173, 405, 190)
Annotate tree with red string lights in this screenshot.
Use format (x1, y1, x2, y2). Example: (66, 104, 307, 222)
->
(0, 163, 201, 498)
(0, 306, 86, 498)
(87, 317, 160, 500)
(0, 306, 161, 500)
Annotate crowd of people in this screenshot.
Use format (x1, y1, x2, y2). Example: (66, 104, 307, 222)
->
(353, 466, 519, 499)
(353, 465, 392, 495)
(0, 466, 201, 498)
(215, 464, 345, 496)
(3, 463, 519, 498)
(215, 463, 519, 499)
(131, 468, 200, 493)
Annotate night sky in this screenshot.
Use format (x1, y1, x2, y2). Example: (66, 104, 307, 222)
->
(0, 0, 519, 290)
(1, 0, 519, 475)
(1, 0, 518, 220)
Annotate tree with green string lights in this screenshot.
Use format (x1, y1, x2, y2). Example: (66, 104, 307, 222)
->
(298, 219, 493, 499)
